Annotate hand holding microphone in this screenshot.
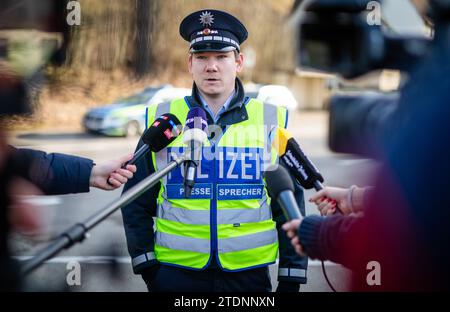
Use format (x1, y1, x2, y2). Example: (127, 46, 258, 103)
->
(272, 128, 343, 215)
(107, 113, 182, 186)
(123, 113, 182, 167)
(264, 164, 306, 256)
(310, 186, 368, 215)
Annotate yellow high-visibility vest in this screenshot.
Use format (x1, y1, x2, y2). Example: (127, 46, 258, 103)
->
(146, 97, 287, 271)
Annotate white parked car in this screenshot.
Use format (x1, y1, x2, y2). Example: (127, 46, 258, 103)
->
(245, 84, 299, 110)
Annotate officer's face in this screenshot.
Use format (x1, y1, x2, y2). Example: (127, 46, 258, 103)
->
(188, 51, 243, 98)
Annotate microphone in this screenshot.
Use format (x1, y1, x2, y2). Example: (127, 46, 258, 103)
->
(107, 113, 181, 186)
(264, 164, 302, 221)
(272, 127, 343, 213)
(122, 113, 182, 168)
(182, 107, 208, 198)
(272, 127, 324, 191)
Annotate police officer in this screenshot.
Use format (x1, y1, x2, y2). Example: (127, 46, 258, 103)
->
(121, 9, 308, 292)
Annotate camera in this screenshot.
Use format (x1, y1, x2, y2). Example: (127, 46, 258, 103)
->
(297, 0, 430, 79)
(294, 0, 439, 156)
(327, 91, 398, 156)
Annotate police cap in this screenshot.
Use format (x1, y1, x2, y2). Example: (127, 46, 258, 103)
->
(179, 9, 248, 53)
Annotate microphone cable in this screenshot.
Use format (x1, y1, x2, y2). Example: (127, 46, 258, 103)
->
(322, 260, 337, 292)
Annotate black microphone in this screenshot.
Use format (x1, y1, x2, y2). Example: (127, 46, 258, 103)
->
(107, 113, 181, 186)
(272, 127, 324, 190)
(182, 107, 208, 198)
(272, 127, 343, 213)
(122, 113, 182, 168)
(264, 164, 302, 221)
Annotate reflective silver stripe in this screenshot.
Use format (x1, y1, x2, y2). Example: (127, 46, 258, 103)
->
(218, 229, 277, 253)
(155, 148, 168, 186)
(153, 101, 172, 189)
(158, 206, 209, 225)
(157, 205, 272, 225)
(131, 252, 156, 268)
(278, 267, 307, 278)
(263, 102, 279, 168)
(155, 101, 171, 119)
(217, 207, 271, 224)
(258, 191, 271, 216)
(156, 231, 210, 253)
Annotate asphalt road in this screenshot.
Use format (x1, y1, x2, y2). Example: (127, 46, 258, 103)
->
(9, 111, 378, 292)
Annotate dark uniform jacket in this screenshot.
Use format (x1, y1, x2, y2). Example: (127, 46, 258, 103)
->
(121, 78, 308, 287)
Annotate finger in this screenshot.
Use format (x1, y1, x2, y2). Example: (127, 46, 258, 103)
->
(285, 228, 295, 239)
(114, 168, 134, 179)
(322, 201, 336, 215)
(125, 164, 137, 173)
(118, 153, 134, 167)
(292, 236, 299, 246)
(108, 177, 122, 188)
(314, 196, 328, 206)
(326, 206, 337, 216)
(309, 190, 326, 202)
(317, 199, 329, 212)
(111, 172, 127, 184)
(290, 237, 298, 249)
(282, 222, 294, 231)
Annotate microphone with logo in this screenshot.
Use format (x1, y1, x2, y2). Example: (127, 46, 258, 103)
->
(182, 107, 208, 198)
(272, 128, 343, 214)
(264, 164, 302, 221)
(107, 113, 181, 185)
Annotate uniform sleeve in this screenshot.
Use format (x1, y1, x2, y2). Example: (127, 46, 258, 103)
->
(10, 146, 93, 195)
(120, 138, 160, 274)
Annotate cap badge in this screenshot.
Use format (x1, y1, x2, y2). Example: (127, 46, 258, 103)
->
(202, 28, 211, 35)
(199, 11, 214, 27)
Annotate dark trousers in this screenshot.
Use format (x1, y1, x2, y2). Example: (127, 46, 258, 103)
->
(146, 265, 272, 292)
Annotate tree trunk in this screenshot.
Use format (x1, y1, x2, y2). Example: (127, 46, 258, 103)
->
(134, 0, 152, 77)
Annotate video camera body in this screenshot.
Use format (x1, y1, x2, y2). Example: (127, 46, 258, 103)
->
(297, 0, 430, 79)
(295, 0, 444, 156)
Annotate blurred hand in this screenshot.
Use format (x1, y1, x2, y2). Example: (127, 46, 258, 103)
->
(282, 219, 306, 257)
(8, 177, 45, 234)
(309, 187, 352, 216)
(90, 154, 137, 190)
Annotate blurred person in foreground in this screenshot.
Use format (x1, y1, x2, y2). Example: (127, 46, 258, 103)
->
(0, 0, 137, 291)
(283, 3, 450, 291)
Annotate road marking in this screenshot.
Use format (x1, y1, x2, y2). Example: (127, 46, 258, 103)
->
(13, 256, 131, 264)
(17, 196, 62, 206)
(13, 256, 339, 266)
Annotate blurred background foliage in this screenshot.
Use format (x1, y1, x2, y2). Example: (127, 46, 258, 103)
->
(64, 0, 295, 77)
(22, 0, 297, 129)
